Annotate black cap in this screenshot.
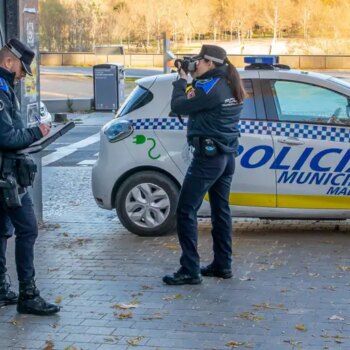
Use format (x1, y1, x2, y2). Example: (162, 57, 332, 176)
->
(5, 38, 35, 76)
(193, 45, 227, 64)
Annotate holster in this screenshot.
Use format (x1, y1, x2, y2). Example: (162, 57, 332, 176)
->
(0, 152, 37, 208)
(191, 137, 218, 157)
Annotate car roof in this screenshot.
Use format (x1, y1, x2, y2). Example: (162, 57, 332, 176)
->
(135, 69, 350, 95)
(137, 69, 333, 84)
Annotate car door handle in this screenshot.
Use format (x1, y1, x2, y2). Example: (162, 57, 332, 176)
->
(277, 137, 305, 146)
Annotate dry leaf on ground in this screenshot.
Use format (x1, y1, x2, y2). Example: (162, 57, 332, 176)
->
(295, 324, 307, 331)
(328, 315, 345, 321)
(237, 312, 264, 321)
(143, 312, 163, 320)
(127, 336, 144, 346)
(55, 296, 62, 304)
(162, 294, 183, 301)
(43, 340, 55, 350)
(116, 311, 133, 319)
(226, 341, 244, 348)
(337, 265, 350, 272)
(284, 339, 302, 346)
(112, 303, 138, 309)
(252, 303, 287, 310)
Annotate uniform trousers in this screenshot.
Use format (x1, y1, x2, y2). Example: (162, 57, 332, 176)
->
(176, 152, 235, 276)
(0, 192, 38, 282)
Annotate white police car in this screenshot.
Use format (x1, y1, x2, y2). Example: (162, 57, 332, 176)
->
(92, 56, 350, 236)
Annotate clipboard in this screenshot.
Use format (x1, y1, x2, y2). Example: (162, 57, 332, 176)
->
(16, 121, 75, 155)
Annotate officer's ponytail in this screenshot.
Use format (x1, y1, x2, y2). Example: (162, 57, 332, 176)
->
(224, 57, 246, 104)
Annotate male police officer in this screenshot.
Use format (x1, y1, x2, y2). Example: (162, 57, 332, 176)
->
(0, 38, 60, 315)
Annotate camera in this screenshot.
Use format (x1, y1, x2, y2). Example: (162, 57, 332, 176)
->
(174, 57, 197, 74)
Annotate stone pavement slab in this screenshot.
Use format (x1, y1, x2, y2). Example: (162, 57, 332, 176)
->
(0, 166, 349, 350)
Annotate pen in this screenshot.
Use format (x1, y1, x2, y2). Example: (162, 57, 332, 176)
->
(33, 114, 41, 125)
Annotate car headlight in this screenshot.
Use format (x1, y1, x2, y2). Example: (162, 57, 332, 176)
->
(103, 119, 133, 143)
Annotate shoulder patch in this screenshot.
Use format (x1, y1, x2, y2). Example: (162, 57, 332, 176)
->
(0, 78, 9, 94)
(195, 77, 220, 94)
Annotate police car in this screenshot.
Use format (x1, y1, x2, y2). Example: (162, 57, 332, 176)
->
(92, 56, 350, 236)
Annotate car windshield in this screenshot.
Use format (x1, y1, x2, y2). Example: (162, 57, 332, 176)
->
(329, 77, 350, 89)
(117, 85, 153, 118)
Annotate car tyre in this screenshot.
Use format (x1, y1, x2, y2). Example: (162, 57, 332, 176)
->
(115, 171, 179, 237)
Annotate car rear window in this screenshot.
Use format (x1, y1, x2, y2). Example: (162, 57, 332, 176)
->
(117, 85, 153, 117)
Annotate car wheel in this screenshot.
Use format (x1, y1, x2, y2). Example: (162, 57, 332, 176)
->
(115, 171, 179, 237)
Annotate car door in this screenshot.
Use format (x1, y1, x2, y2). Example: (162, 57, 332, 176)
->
(261, 76, 350, 212)
(231, 75, 276, 211)
(155, 73, 277, 213)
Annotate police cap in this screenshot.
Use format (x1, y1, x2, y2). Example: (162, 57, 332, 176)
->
(193, 45, 227, 64)
(5, 38, 35, 76)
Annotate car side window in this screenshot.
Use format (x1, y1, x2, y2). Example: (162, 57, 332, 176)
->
(241, 79, 257, 120)
(270, 80, 350, 126)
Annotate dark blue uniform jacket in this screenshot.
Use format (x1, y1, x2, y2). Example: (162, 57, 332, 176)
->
(171, 65, 242, 154)
(0, 67, 42, 151)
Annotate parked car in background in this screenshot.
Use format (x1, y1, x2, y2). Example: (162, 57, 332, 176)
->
(92, 56, 350, 237)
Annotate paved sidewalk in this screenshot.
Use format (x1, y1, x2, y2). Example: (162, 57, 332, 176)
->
(0, 165, 349, 350)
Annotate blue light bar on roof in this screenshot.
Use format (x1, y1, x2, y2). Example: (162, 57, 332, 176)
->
(244, 56, 279, 65)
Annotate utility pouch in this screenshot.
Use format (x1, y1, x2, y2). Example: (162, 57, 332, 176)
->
(16, 155, 37, 187)
(1, 153, 37, 188)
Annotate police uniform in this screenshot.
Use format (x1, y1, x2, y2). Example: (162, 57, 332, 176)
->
(163, 49, 243, 285)
(0, 38, 60, 315)
(0, 66, 42, 281)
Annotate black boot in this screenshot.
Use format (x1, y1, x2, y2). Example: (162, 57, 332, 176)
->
(17, 280, 60, 316)
(0, 275, 18, 307)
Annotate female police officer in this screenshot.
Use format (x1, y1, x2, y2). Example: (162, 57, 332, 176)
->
(163, 45, 245, 285)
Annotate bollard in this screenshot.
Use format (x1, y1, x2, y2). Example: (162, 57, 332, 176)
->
(54, 113, 68, 123)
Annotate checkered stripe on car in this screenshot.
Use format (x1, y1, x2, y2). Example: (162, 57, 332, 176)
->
(132, 118, 186, 130)
(268, 122, 350, 143)
(131, 118, 349, 143)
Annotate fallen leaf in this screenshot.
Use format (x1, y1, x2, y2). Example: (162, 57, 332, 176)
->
(309, 272, 320, 277)
(280, 288, 289, 293)
(116, 311, 133, 319)
(112, 303, 138, 309)
(237, 312, 264, 321)
(47, 267, 59, 272)
(165, 245, 178, 251)
(295, 324, 307, 331)
(162, 294, 183, 301)
(62, 232, 69, 237)
(55, 296, 62, 304)
(143, 313, 163, 320)
(127, 336, 144, 346)
(328, 315, 345, 321)
(337, 265, 350, 272)
(335, 340, 344, 344)
(49, 323, 58, 329)
(284, 339, 302, 346)
(103, 338, 115, 343)
(141, 285, 153, 290)
(226, 341, 244, 348)
(239, 276, 255, 281)
(252, 303, 287, 310)
(43, 340, 55, 350)
(7, 319, 19, 326)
